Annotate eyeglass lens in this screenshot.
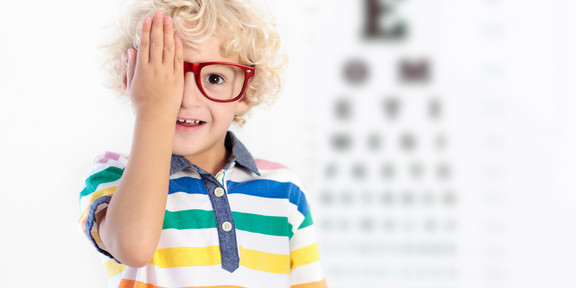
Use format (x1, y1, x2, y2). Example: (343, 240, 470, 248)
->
(199, 64, 246, 100)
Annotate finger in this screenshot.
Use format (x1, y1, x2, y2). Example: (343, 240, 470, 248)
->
(126, 49, 137, 90)
(163, 16, 175, 64)
(138, 17, 152, 64)
(173, 34, 183, 76)
(149, 10, 164, 63)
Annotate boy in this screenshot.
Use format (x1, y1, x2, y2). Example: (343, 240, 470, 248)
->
(78, 0, 327, 287)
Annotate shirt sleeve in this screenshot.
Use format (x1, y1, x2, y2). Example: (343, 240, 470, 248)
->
(288, 176, 328, 288)
(77, 152, 127, 261)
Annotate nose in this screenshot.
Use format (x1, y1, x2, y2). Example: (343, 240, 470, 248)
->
(181, 72, 204, 108)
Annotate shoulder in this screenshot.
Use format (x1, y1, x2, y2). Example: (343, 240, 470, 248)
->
(231, 158, 306, 190)
(93, 151, 128, 168)
(85, 152, 128, 176)
(253, 158, 288, 170)
(80, 152, 128, 196)
(253, 159, 305, 188)
(253, 159, 313, 220)
(79, 152, 128, 210)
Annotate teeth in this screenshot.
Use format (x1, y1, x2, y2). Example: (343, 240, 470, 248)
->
(178, 119, 201, 124)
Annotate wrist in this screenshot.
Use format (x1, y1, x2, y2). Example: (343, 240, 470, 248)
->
(133, 102, 178, 123)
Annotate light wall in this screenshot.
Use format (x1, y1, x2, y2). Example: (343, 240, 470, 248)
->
(1, 0, 575, 287)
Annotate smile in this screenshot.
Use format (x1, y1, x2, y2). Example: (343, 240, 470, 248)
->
(177, 119, 205, 126)
(178, 119, 203, 124)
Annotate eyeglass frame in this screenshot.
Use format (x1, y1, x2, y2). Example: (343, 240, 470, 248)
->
(183, 61, 255, 103)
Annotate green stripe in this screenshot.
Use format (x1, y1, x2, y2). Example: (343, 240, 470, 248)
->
(80, 166, 124, 198)
(163, 210, 216, 229)
(162, 210, 290, 237)
(298, 211, 314, 229)
(233, 212, 289, 237)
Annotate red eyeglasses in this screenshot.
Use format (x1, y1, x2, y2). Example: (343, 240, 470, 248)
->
(183, 62, 255, 103)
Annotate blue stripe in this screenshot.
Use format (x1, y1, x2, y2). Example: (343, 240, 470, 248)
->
(227, 180, 310, 216)
(169, 177, 207, 195)
(85, 196, 119, 262)
(167, 177, 310, 217)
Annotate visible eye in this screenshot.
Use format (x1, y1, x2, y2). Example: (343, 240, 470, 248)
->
(205, 74, 225, 85)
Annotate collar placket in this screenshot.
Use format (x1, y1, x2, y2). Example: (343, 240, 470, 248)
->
(198, 170, 239, 272)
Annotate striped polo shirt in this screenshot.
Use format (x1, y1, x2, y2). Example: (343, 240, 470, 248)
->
(78, 132, 327, 288)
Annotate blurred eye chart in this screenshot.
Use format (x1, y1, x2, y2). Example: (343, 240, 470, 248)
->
(240, 0, 576, 287)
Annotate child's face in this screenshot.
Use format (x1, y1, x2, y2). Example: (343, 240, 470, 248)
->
(172, 35, 249, 165)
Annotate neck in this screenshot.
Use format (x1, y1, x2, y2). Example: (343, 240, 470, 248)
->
(184, 147, 231, 176)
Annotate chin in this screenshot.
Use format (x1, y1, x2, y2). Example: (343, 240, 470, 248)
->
(172, 146, 197, 157)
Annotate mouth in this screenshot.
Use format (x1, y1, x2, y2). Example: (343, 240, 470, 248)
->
(176, 118, 205, 127)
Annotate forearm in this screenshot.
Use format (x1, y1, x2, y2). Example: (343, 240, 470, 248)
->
(99, 112, 175, 267)
(95, 10, 183, 267)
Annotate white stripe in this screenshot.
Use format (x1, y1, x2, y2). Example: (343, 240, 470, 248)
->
(290, 261, 325, 286)
(120, 265, 290, 288)
(164, 187, 306, 218)
(107, 271, 124, 288)
(89, 154, 127, 174)
(170, 170, 201, 180)
(230, 193, 307, 233)
(157, 228, 220, 249)
(236, 229, 290, 255)
(228, 194, 291, 217)
(289, 202, 306, 228)
(290, 225, 319, 251)
(165, 193, 213, 211)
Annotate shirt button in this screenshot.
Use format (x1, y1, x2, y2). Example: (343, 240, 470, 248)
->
(221, 221, 233, 232)
(214, 187, 225, 198)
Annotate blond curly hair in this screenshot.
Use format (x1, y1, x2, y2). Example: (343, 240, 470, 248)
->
(101, 0, 284, 124)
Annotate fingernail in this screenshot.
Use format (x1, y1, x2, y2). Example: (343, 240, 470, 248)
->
(154, 10, 163, 18)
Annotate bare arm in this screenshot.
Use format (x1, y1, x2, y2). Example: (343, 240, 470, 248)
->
(96, 11, 184, 268)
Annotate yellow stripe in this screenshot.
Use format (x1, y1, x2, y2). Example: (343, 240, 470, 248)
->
(78, 186, 117, 224)
(150, 245, 290, 273)
(216, 172, 224, 184)
(103, 259, 126, 279)
(290, 244, 320, 270)
(90, 231, 102, 243)
(78, 186, 117, 230)
(87, 186, 117, 204)
(291, 279, 328, 288)
(119, 280, 246, 288)
(78, 210, 87, 224)
(239, 246, 290, 274)
(150, 246, 222, 268)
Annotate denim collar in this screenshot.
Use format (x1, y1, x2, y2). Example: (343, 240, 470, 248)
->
(169, 131, 261, 176)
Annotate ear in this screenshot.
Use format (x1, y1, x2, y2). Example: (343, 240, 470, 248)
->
(122, 75, 128, 94)
(234, 98, 251, 115)
(123, 49, 137, 95)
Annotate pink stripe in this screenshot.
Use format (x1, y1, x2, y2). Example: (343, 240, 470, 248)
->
(96, 151, 123, 164)
(254, 159, 288, 170)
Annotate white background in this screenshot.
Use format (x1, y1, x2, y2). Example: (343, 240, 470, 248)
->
(1, 0, 576, 287)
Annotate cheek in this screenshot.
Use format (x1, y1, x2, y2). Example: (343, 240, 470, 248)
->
(209, 105, 237, 125)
